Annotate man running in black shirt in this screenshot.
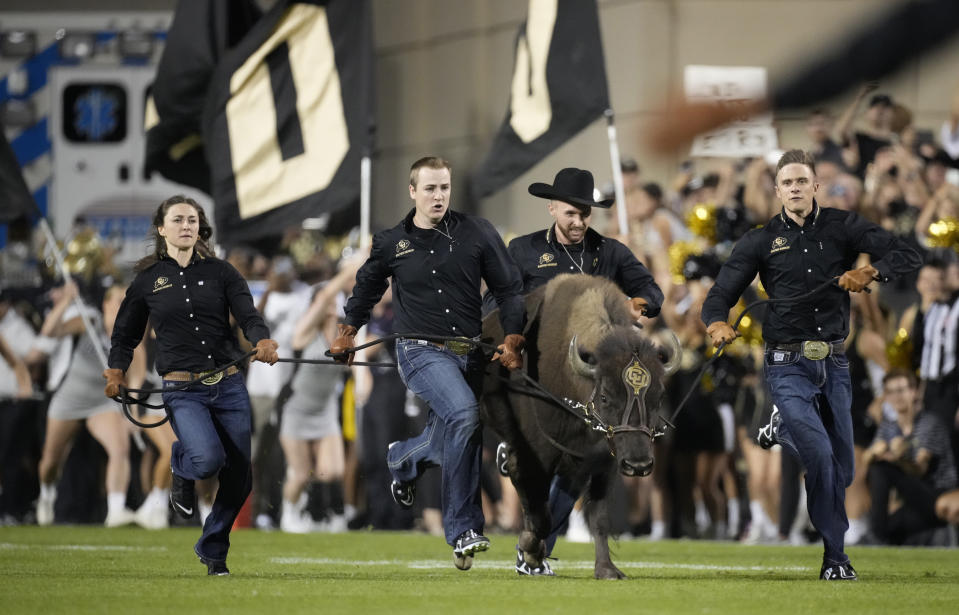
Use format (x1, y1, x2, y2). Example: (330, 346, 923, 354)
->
(332, 156, 525, 571)
(701, 150, 921, 580)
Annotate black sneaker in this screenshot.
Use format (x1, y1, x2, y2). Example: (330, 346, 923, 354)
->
(820, 561, 857, 581)
(496, 441, 510, 477)
(515, 546, 555, 576)
(452, 529, 489, 571)
(199, 555, 229, 576)
(170, 472, 196, 520)
(390, 480, 415, 510)
(757, 406, 781, 450)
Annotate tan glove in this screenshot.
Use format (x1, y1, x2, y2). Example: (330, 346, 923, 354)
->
(330, 324, 358, 365)
(629, 297, 649, 317)
(492, 334, 525, 371)
(838, 264, 879, 292)
(706, 321, 738, 348)
(103, 368, 127, 398)
(253, 338, 280, 365)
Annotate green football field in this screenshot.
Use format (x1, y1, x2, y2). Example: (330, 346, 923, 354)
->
(1, 526, 956, 614)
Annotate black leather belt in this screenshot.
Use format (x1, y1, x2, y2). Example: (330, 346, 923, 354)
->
(767, 340, 843, 360)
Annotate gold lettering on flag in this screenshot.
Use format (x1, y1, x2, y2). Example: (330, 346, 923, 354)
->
(509, 0, 556, 143)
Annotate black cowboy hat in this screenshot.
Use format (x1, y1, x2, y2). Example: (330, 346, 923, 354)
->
(528, 168, 614, 209)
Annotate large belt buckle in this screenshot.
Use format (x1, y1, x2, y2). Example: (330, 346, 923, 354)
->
(445, 340, 471, 356)
(802, 341, 830, 361)
(199, 370, 223, 385)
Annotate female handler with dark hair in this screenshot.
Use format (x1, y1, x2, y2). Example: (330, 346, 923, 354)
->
(104, 195, 279, 575)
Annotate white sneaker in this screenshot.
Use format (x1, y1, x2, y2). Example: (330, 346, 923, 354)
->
(36, 493, 55, 527)
(135, 496, 169, 530)
(280, 504, 316, 534)
(104, 508, 137, 528)
(565, 508, 592, 543)
(321, 513, 348, 533)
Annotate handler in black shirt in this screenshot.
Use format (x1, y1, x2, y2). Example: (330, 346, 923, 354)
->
(331, 157, 524, 571)
(105, 196, 279, 575)
(492, 167, 663, 575)
(701, 150, 921, 581)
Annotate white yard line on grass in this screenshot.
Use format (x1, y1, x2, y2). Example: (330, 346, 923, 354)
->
(0, 542, 168, 552)
(269, 557, 810, 572)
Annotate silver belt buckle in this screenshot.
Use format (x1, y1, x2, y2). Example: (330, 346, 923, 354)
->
(802, 341, 830, 361)
(199, 370, 223, 385)
(444, 340, 471, 355)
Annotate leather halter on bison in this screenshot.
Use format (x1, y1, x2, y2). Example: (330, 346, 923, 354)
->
(481, 274, 680, 579)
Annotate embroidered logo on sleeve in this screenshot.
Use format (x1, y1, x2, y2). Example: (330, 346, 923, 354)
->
(537, 253, 556, 268)
(396, 239, 414, 257)
(770, 237, 790, 254)
(153, 276, 172, 293)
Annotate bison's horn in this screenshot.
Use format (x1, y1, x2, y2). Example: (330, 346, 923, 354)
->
(567, 335, 597, 379)
(660, 330, 682, 376)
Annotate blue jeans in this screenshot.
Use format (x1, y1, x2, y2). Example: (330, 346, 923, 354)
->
(387, 339, 484, 545)
(764, 347, 854, 564)
(163, 372, 253, 563)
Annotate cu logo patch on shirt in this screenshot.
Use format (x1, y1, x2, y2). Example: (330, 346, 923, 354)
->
(396, 239, 414, 257)
(537, 253, 556, 268)
(770, 236, 790, 254)
(153, 276, 172, 293)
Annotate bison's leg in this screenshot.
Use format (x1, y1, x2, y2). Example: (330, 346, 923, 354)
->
(510, 445, 552, 569)
(583, 470, 627, 580)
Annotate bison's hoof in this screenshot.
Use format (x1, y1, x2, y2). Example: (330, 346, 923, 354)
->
(518, 531, 545, 566)
(594, 563, 627, 580)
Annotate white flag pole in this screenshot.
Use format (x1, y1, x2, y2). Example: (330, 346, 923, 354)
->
(37, 218, 109, 369)
(604, 109, 629, 237)
(360, 154, 371, 251)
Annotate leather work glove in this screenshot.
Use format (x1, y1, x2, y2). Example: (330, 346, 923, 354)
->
(838, 264, 879, 293)
(706, 321, 738, 348)
(253, 338, 280, 365)
(492, 334, 526, 371)
(330, 324, 358, 366)
(103, 368, 127, 399)
(629, 297, 649, 318)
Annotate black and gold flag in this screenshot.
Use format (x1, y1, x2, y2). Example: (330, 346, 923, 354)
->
(0, 122, 40, 223)
(145, 0, 263, 192)
(203, 0, 375, 244)
(470, 0, 610, 201)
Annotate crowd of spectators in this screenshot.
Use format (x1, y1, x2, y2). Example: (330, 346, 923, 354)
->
(1, 85, 958, 549)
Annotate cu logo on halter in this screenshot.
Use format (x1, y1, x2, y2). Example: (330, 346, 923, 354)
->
(397, 239, 410, 252)
(539, 253, 554, 265)
(623, 359, 650, 395)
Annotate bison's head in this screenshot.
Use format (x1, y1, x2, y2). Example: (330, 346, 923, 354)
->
(567, 326, 681, 477)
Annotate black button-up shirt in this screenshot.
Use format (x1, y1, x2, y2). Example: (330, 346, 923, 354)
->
(505, 225, 664, 317)
(701, 203, 922, 344)
(344, 209, 524, 338)
(109, 253, 271, 375)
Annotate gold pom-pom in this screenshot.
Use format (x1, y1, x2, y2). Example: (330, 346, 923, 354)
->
(886, 328, 913, 370)
(927, 218, 959, 252)
(668, 240, 702, 284)
(686, 202, 717, 243)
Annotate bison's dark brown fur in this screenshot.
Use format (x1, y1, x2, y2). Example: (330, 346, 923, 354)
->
(481, 274, 679, 579)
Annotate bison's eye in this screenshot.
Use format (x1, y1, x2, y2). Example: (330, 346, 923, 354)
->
(600, 393, 608, 404)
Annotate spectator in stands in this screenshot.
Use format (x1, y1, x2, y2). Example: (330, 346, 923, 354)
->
(864, 369, 957, 544)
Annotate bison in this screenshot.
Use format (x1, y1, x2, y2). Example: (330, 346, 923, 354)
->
(481, 274, 680, 579)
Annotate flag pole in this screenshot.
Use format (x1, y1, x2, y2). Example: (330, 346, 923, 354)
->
(37, 218, 109, 370)
(604, 109, 629, 237)
(360, 153, 371, 251)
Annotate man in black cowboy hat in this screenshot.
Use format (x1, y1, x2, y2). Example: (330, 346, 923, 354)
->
(509, 167, 662, 316)
(493, 167, 663, 575)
